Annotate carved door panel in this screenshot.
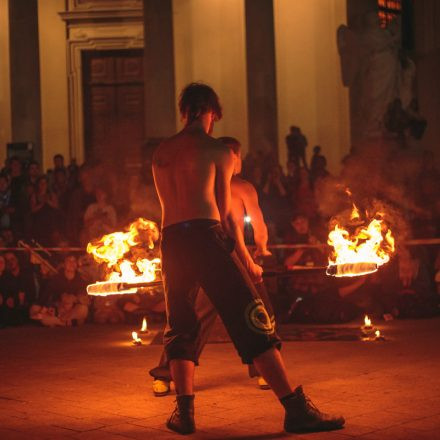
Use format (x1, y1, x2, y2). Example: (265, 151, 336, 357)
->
(83, 49, 144, 166)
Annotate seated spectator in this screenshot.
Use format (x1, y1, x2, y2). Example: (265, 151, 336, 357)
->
(127, 173, 161, 225)
(93, 296, 125, 324)
(30, 255, 89, 327)
(1, 252, 36, 325)
(82, 187, 117, 243)
(118, 288, 165, 324)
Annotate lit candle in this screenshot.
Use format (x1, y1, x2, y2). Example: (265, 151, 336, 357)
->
(361, 315, 374, 336)
(132, 331, 142, 346)
(139, 317, 149, 334)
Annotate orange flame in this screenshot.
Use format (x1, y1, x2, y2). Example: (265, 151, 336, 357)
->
(375, 330, 381, 338)
(87, 218, 161, 285)
(364, 315, 372, 327)
(327, 205, 395, 277)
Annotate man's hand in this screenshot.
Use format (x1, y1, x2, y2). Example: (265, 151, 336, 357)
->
(247, 259, 263, 284)
(253, 247, 272, 259)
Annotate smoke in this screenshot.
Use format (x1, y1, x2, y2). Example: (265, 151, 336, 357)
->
(315, 138, 432, 249)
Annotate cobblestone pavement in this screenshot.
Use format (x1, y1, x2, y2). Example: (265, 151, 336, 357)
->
(1, 318, 440, 439)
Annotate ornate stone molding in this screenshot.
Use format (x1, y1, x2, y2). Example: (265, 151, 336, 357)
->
(61, 5, 143, 163)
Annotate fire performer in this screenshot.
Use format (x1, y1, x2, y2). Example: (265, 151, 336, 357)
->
(149, 136, 274, 395)
(152, 82, 344, 435)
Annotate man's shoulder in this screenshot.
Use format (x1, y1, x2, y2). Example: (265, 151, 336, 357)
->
(231, 176, 257, 194)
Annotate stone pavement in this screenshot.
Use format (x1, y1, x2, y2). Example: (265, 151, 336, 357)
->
(1, 318, 440, 439)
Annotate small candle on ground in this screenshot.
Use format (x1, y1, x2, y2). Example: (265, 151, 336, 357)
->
(132, 331, 142, 346)
(139, 317, 149, 334)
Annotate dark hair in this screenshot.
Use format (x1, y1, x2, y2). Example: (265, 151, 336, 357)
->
(178, 82, 222, 124)
(218, 136, 241, 154)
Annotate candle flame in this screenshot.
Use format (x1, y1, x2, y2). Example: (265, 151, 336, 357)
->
(132, 331, 140, 341)
(375, 330, 380, 338)
(141, 317, 147, 332)
(364, 315, 372, 327)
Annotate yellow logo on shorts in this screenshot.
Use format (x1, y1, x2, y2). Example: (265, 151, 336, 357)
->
(245, 299, 274, 335)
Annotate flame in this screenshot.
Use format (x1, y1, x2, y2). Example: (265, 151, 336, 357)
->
(141, 317, 148, 332)
(132, 331, 140, 341)
(364, 315, 372, 327)
(87, 218, 161, 286)
(327, 207, 395, 277)
(375, 330, 381, 338)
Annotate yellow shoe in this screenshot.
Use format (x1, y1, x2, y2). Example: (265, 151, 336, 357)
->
(153, 379, 171, 397)
(257, 376, 271, 390)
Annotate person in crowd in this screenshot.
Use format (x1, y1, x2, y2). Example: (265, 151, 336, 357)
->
(82, 187, 117, 243)
(1, 252, 35, 325)
(0, 174, 13, 230)
(285, 126, 308, 171)
(30, 175, 62, 245)
(31, 255, 88, 327)
(66, 165, 96, 245)
(52, 168, 70, 214)
(262, 163, 291, 236)
(309, 146, 329, 188)
(0, 254, 7, 328)
(93, 296, 125, 324)
(25, 160, 42, 187)
(284, 213, 326, 268)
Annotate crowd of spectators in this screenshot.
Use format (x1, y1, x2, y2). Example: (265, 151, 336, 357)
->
(0, 126, 439, 329)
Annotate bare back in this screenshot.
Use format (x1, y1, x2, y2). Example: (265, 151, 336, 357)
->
(152, 126, 233, 228)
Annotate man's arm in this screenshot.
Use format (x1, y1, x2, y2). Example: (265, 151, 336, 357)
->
(215, 148, 262, 282)
(240, 180, 271, 257)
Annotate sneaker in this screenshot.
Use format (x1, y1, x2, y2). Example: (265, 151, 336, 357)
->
(283, 386, 345, 433)
(257, 376, 271, 390)
(167, 395, 196, 435)
(153, 379, 171, 397)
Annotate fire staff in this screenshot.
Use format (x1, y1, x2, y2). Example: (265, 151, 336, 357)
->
(152, 82, 344, 435)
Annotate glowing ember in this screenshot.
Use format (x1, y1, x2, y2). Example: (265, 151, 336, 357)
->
(327, 204, 395, 277)
(87, 218, 161, 291)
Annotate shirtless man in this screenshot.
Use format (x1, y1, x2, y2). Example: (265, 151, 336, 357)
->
(152, 82, 344, 435)
(149, 136, 274, 395)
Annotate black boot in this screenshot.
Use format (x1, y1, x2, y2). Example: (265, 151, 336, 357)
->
(166, 394, 195, 435)
(282, 386, 345, 433)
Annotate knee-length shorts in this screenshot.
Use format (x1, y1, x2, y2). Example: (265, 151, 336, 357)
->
(161, 219, 280, 365)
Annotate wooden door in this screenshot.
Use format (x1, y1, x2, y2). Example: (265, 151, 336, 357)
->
(82, 49, 144, 167)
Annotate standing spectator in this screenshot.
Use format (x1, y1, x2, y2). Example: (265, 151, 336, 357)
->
(310, 146, 329, 188)
(66, 165, 96, 245)
(0, 254, 6, 328)
(6, 157, 27, 237)
(82, 187, 117, 243)
(0, 175, 13, 230)
(30, 176, 61, 245)
(285, 126, 308, 171)
(52, 168, 70, 215)
(2, 252, 35, 325)
(25, 160, 41, 186)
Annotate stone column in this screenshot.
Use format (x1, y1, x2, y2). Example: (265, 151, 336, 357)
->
(245, 0, 278, 157)
(8, 0, 42, 163)
(143, 0, 176, 154)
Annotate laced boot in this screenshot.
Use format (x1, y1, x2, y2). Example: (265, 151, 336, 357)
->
(166, 394, 195, 435)
(282, 386, 345, 433)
